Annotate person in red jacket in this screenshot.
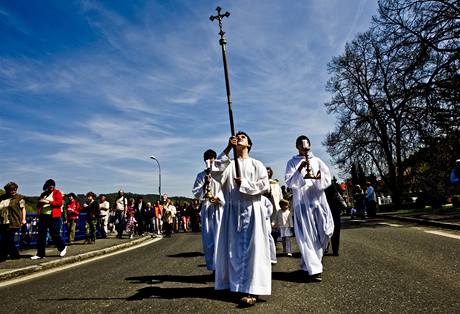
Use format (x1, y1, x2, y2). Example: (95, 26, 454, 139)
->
(31, 179, 67, 260)
(65, 193, 80, 244)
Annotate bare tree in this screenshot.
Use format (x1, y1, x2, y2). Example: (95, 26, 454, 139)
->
(324, 0, 459, 208)
(325, 31, 420, 208)
(375, 0, 460, 137)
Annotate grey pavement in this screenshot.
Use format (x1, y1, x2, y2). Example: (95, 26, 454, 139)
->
(0, 232, 158, 282)
(378, 209, 460, 230)
(1, 209, 458, 283)
(0, 220, 458, 313)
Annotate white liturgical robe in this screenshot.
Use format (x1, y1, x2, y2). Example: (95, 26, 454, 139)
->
(212, 154, 271, 295)
(285, 152, 334, 275)
(192, 170, 225, 271)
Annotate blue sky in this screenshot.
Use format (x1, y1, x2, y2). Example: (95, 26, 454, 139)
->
(1, 0, 378, 197)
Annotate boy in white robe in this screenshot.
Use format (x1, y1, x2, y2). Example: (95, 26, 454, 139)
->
(284, 135, 334, 282)
(212, 131, 271, 306)
(192, 149, 225, 271)
(274, 199, 294, 256)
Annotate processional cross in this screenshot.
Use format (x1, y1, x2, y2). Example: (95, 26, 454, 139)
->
(210, 7, 241, 178)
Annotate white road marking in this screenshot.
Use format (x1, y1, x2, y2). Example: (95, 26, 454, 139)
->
(0, 238, 161, 288)
(424, 230, 460, 240)
(377, 222, 403, 227)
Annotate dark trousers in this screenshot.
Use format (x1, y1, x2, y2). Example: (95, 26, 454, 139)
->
(97, 216, 107, 238)
(366, 200, 377, 218)
(164, 222, 173, 237)
(0, 225, 20, 260)
(115, 211, 125, 237)
(36, 215, 66, 257)
(331, 213, 341, 255)
(137, 218, 144, 235)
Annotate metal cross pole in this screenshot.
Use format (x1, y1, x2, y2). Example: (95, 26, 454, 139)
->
(210, 6, 241, 178)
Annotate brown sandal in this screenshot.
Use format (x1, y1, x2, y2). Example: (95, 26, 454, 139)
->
(240, 295, 258, 306)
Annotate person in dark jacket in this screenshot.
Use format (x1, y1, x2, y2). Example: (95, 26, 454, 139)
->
(134, 196, 146, 236)
(84, 192, 99, 244)
(352, 185, 367, 220)
(0, 182, 27, 262)
(325, 184, 347, 256)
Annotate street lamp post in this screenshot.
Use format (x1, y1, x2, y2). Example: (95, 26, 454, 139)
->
(149, 156, 162, 203)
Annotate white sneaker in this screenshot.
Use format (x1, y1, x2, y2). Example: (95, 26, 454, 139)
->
(287, 253, 293, 257)
(59, 246, 67, 257)
(30, 255, 43, 260)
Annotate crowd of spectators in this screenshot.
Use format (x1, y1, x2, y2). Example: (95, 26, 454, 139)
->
(72, 192, 203, 241)
(0, 179, 203, 261)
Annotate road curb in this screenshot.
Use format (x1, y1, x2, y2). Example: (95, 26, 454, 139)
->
(381, 214, 460, 230)
(0, 236, 158, 282)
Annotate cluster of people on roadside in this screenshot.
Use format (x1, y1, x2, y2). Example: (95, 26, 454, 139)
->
(191, 132, 348, 307)
(350, 181, 377, 220)
(0, 178, 205, 262)
(64, 189, 203, 243)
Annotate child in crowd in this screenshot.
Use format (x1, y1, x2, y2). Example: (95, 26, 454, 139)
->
(125, 211, 137, 239)
(274, 199, 294, 256)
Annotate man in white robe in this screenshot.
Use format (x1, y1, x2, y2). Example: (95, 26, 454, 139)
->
(192, 149, 225, 271)
(285, 135, 334, 282)
(212, 131, 271, 306)
(266, 167, 283, 215)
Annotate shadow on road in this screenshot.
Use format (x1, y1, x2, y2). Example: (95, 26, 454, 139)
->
(168, 252, 204, 258)
(126, 286, 239, 304)
(126, 274, 213, 285)
(44, 288, 256, 307)
(272, 270, 308, 283)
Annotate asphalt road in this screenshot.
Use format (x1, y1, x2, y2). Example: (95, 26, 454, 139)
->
(0, 218, 459, 313)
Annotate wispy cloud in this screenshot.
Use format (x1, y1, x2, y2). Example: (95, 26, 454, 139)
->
(0, 0, 377, 196)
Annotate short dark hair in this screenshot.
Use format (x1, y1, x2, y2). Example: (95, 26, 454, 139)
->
(236, 131, 252, 152)
(68, 192, 77, 199)
(4, 182, 18, 191)
(279, 199, 290, 207)
(266, 167, 273, 178)
(295, 135, 310, 148)
(203, 149, 217, 161)
(43, 179, 56, 190)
